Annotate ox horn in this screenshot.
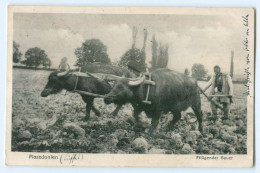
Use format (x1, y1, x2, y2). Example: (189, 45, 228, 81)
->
(103, 74, 124, 81)
(85, 71, 104, 81)
(57, 66, 71, 77)
(128, 75, 145, 86)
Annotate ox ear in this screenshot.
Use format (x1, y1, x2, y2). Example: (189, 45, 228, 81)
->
(128, 76, 145, 86)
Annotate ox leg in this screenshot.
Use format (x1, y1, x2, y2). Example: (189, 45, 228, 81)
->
(91, 104, 101, 117)
(111, 104, 123, 116)
(151, 109, 161, 129)
(133, 106, 142, 127)
(192, 105, 203, 133)
(85, 102, 92, 121)
(168, 111, 182, 130)
(151, 115, 160, 133)
(82, 96, 98, 121)
(82, 96, 101, 118)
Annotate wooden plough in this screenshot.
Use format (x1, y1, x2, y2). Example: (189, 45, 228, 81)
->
(198, 86, 225, 111)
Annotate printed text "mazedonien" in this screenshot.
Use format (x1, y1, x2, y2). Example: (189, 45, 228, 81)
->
(29, 154, 58, 160)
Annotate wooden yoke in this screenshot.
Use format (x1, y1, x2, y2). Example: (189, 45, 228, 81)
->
(74, 67, 81, 90)
(71, 70, 156, 99)
(142, 73, 155, 104)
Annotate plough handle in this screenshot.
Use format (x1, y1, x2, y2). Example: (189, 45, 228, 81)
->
(197, 86, 225, 111)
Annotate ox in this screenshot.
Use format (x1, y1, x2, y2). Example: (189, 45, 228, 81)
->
(104, 68, 203, 132)
(41, 63, 135, 121)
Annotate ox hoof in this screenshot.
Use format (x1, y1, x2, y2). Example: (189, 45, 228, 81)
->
(133, 125, 146, 132)
(111, 112, 118, 117)
(92, 111, 101, 117)
(199, 126, 203, 134)
(95, 113, 101, 117)
(149, 127, 159, 135)
(167, 124, 179, 131)
(208, 115, 218, 122)
(83, 116, 90, 121)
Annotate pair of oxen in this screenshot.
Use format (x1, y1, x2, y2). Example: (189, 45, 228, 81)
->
(41, 63, 203, 132)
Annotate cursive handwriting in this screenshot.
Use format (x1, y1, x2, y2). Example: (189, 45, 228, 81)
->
(242, 14, 249, 26)
(242, 14, 251, 96)
(242, 15, 249, 51)
(60, 153, 83, 165)
(246, 53, 250, 64)
(244, 67, 251, 96)
(243, 38, 249, 51)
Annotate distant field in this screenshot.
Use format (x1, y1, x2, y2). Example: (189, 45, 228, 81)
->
(11, 68, 247, 154)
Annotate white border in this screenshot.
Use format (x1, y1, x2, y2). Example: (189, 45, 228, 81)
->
(0, 0, 258, 172)
(5, 6, 255, 168)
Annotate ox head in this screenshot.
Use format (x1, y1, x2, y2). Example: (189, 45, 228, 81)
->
(41, 69, 71, 97)
(104, 75, 145, 104)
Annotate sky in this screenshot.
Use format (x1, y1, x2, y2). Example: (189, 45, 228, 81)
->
(13, 13, 247, 76)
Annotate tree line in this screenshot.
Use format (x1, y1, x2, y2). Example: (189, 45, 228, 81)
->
(13, 41, 52, 69)
(13, 27, 208, 80)
(184, 64, 209, 80)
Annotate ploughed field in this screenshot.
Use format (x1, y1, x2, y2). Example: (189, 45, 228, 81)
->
(12, 68, 247, 154)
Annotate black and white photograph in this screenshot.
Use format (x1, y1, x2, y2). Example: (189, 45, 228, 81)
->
(5, 6, 255, 167)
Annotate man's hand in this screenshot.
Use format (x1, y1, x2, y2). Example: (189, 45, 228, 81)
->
(228, 94, 233, 98)
(229, 95, 233, 103)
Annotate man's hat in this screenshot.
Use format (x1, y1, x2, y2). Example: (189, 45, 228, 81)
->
(214, 65, 221, 70)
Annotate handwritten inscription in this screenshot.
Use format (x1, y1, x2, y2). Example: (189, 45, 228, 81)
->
(242, 14, 249, 26)
(242, 14, 251, 96)
(60, 153, 84, 165)
(243, 38, 249, 51)
(244, 67, 251, 95)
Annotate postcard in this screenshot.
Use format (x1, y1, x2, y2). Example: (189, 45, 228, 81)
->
(6, 6, 255, 167)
